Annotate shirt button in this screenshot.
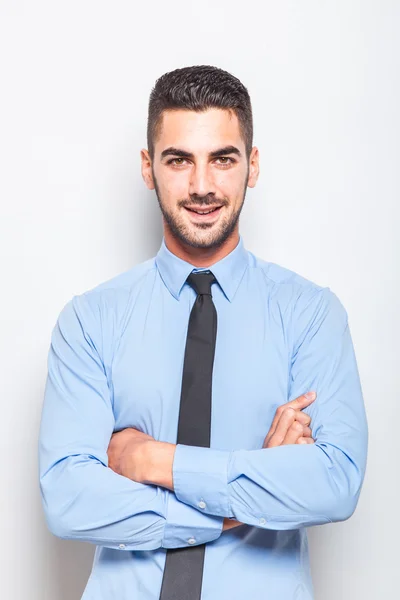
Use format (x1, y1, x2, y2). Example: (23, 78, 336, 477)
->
(188, 537, 196, 545)
(198, 500, 206, 509)
(119, 544, 126, 549)
(259, 518, 266, 526)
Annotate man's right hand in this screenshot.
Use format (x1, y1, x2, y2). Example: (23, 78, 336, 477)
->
(222, 391, 317, 531)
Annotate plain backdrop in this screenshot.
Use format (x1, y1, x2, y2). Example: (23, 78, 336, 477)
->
(0, 1, 398, 598)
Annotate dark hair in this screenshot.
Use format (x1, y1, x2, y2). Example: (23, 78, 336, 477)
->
(147, 65, 253, 160)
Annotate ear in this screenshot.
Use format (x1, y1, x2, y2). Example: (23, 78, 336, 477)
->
(247, 147, 260, 188)
(141, 149, 155, 190)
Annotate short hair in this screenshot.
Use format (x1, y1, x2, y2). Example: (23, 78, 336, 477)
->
(147, 65, 253, 160)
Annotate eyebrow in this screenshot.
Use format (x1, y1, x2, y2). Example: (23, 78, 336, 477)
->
(160, 145, 242, 160)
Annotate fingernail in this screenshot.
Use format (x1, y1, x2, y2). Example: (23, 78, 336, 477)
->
(305, 391, 316, 400)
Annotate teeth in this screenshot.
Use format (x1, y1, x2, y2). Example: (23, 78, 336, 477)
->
(189, 207, 219, 215)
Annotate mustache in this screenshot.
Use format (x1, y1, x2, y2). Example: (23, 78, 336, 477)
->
(178, 195, 229, 208)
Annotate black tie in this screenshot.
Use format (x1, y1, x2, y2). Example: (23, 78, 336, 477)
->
(159, 270, 218, 600)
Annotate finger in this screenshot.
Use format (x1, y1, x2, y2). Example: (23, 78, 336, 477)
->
(302, 426, 312, 438)
(268, 392, 316, 434)
(282, 420, 304, 445)
(264, 408, 311, 447)
(297, 436, 315, 445)
(269, 408, 310, 434)
(267, 407, 296, 448)
(284, 391, 317, 412)
(291, 411, 311, 427)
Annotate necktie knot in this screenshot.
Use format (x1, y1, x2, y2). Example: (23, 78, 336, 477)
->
(186, 270, 217, 296)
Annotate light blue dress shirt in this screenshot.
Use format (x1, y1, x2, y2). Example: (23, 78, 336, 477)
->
(38, 235, 368, 599)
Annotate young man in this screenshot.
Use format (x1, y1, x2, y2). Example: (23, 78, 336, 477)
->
(38, 65, 368, 599)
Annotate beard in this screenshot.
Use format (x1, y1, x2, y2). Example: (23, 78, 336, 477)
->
(152, 167, 249, 250)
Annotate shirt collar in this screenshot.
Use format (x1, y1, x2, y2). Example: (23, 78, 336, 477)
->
(155, 234, 249, 302)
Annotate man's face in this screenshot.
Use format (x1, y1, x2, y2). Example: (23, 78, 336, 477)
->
(142, 108, 259, 250)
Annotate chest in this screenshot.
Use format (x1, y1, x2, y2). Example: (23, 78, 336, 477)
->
(110, 288, 291, 451)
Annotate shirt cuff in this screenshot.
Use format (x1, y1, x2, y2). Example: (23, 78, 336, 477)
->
(162, 491, 224, 548)
(172, 444, 234, 518)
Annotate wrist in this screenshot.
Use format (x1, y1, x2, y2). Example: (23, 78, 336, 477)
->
(144, 440, 176, 490)
(222, 517, 243, 531)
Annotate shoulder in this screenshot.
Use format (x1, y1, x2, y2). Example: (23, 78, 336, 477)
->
(80, 255, 155, 305)
(84, 256, 156, 296)
(57, 256, 157, 336)
(246, 249, 348, 327)
(248, 249, 323, 291)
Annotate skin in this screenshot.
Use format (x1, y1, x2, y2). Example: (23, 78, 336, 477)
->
(107, 107, 317, 532)
(141, 107, 259, 266)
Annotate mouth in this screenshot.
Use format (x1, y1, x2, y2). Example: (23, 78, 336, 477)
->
(184, 205, 223, 221)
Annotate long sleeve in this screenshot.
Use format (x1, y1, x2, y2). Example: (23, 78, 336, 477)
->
(172, 287, 369, 530)
(38, 294, 223, 550)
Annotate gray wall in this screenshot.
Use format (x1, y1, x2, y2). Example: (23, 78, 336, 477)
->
(0, 1, 398, 598)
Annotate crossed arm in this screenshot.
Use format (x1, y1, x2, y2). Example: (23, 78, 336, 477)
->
(107, 390, 317, 533)
(38, 288, 368, 551)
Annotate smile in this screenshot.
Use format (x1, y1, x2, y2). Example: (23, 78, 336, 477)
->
(184, 206, 223, 216)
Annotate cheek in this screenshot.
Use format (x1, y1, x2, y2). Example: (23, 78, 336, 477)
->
(216, 176, 243, 201)
(217, 165, 247, 189)
(161, 172, 189, 202)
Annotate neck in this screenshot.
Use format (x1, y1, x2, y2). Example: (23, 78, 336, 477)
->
(163, 228, 240, 268)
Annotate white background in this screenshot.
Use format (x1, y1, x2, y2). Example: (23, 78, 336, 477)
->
(0, 1, 398, 598)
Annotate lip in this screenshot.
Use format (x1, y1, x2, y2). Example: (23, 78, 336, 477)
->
(184, 205, 223, 222)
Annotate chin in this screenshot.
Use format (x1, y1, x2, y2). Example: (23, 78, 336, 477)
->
(184, 238, 217, 249)
(182, 227, 234, 250)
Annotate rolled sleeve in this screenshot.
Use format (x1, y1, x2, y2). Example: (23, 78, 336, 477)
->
(172, 444, 234, 518)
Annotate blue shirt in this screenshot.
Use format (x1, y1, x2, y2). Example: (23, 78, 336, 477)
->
(38, 235, 368, 600)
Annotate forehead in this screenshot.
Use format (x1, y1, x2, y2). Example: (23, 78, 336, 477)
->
(155, 108, 244, 152)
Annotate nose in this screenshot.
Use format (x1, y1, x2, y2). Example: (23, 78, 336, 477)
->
(188, 162, 216, 198)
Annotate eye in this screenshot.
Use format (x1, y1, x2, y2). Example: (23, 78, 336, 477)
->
(167, 158, 188, 166)
(215, 157, 235, 166)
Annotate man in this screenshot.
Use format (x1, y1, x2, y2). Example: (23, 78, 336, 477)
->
(38, 65, 368, 599)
